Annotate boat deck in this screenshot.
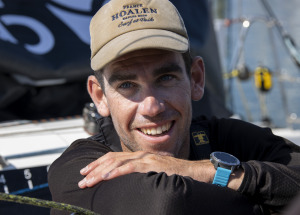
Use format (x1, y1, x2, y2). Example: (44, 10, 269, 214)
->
(0, 117, 299, 170)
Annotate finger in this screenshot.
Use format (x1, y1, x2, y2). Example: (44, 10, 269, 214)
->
(80, 156, 135, 188)
(79, 151, 151, 188)
(80, 151, 143, 175)
(79, 153, 112, 175)
(102, 161, 148, 180)
(80, 158, 105, 175)
(80, 152, 120, 175)
(97, 151, 150, 179)
(79, 157, 116, 188)
(98, 152, 161, 180)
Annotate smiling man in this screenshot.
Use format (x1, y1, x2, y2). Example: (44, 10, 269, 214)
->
(90, 49, 197, 158)
(48, 0, 300, 214)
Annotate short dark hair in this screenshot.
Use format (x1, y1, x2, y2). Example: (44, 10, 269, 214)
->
(182, 51, 193, 78)
(94, 68, 105, 92)
(94, 51, 193, 92)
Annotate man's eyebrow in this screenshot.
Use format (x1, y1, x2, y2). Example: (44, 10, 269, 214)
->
(153, 63, 183, 77)
(108, 72, 137, 85)
(108, 63, 183, 85)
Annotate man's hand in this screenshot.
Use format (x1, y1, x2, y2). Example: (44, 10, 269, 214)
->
(78, 151, 213, 187)
(78, 151, 244, 190)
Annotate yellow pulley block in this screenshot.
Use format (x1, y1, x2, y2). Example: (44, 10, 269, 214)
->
(254, 66, 272, 92)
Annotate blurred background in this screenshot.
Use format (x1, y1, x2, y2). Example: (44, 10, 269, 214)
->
(0, 0, 230, 123)
(1, 0, 300, 130)
(213, 0, 300, 129)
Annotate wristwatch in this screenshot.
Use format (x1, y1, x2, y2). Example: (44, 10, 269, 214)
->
(210, 152, 240, 187)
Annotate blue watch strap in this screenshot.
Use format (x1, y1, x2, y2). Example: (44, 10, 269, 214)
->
(212, 167, 231, 187)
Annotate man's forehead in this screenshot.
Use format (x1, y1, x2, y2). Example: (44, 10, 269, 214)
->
(103, 49, 183, 73)
(113, 49, 174, 61)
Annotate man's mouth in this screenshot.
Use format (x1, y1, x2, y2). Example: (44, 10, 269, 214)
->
(139, 122, 172, 136)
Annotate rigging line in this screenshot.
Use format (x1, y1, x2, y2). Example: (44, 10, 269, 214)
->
(225, 0, 234, 110)
(227, 22, 250, 115)
(268, 21, 290, 127)
(257, 92, 269, 124)
(234, 21, 253, 122)
(10, 183, 49, 195)
(260, 0, 284, 33)
(0, 192, 100, 215)
(260, 0, 300, 68)
(236, 79, 253, 122)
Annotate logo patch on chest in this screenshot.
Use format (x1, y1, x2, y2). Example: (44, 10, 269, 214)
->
(192, 131, 209, 145)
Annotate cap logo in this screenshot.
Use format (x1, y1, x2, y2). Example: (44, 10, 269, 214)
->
(90, 0, 189, 71)
(112, 4, 157, 28)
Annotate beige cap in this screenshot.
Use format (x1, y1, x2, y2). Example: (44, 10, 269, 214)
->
(90, 0, 189, 71)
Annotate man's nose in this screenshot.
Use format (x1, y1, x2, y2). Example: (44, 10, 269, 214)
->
(138, 94, 165, 117)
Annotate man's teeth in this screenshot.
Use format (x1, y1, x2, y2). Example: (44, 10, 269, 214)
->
(141, 122, 171, 135)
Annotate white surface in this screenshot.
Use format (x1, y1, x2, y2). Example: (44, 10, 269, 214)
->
(272, 128, 300, 146)
(7, 154, 62, 169)
(0, 118, 299, 169)
(0, 118, 89, 169)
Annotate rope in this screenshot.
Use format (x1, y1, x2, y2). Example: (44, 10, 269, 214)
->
(0, 192, 100, 215)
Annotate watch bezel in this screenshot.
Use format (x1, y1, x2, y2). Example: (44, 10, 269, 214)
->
(210, 151, 240, 171)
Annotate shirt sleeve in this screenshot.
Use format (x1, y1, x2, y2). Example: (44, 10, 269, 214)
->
(208, 117, 300, 212)
(48, 139, 262, 215)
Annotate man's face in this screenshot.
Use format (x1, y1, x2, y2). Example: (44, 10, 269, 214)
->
(96, 49, 201, 158)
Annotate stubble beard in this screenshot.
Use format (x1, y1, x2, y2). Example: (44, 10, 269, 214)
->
(118, 123, 190, 159)
(113, 108, 192, 158)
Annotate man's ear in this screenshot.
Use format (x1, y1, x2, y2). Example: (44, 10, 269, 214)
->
(87, 75, 110, 117)
(190, 56, 205, 101)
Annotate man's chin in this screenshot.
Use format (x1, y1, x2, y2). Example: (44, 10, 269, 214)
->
(121, 140, 177, 157)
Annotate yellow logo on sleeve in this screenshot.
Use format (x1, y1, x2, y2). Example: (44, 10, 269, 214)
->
(192, 131, 209, 145)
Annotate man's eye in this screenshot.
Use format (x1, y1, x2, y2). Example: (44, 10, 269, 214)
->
(159, 75, 174, 82)
(119, 82, 134, 89)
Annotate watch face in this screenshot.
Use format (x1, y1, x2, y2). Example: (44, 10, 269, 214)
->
(212, 152, 240, 166)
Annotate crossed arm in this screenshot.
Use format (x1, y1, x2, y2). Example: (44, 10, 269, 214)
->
(48, 141, 257, 215)
(74, 148, 300, 214)
(48, 140, 257, 215)
(49, 117, 300, 214)
(78, 151, 244, 191)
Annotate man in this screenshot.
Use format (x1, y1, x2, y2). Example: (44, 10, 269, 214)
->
(48, 0, 300, 214)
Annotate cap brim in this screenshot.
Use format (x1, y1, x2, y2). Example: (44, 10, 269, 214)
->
(91, 29, 189, 71)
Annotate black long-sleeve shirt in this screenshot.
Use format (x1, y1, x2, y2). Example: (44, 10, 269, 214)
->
(48, 116, 300, 215)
